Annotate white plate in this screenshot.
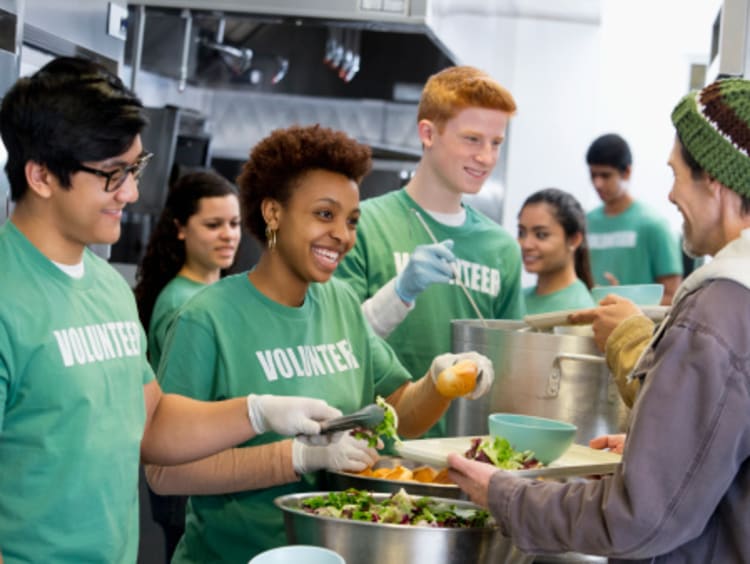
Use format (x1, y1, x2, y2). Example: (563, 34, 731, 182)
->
(395, 436, 622, 479)
(523, 305, 669, 331)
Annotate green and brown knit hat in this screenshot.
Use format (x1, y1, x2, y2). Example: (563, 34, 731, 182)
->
(671, 78, 750, 198)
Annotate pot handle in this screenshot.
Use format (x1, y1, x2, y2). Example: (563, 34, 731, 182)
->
(547, 353, 606, 397)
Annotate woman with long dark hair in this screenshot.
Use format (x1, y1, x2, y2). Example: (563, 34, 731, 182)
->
(517, 187, 595, 314)
(134, 169, 241, 559)
(135, 170, 241, 369)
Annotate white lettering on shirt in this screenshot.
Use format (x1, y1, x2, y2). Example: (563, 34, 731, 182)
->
(588, 231, 637, 249)
(394, 253, 500, 297)
(53, 321, 142, 368)
(255, 339, 359, 383)
(451, 258, 500, 297)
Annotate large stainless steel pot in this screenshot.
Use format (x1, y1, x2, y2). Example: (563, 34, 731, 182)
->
(448, 320, 629, 443)
(275, 491, 534, 564)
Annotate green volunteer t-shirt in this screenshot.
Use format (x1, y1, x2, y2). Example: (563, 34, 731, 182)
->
(335, 189, 524, 438)
(0, 221, 153, 564)
(523, 279, 596, 315)
(586, 200, 683, 286)
(158, 273, 410, 563)
(148, 275, 206, 371)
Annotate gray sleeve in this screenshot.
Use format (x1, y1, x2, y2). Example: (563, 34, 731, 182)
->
(489, 281, 750, 559)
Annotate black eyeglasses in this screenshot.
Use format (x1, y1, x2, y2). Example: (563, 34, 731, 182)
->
(75, 152, 154, 193)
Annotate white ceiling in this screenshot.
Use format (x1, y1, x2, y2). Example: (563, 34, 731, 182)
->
(430, 0, 602, 24)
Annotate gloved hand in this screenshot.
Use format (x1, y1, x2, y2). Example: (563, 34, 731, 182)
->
(291, 431, 380, 474)
(247, 394, 342, 436)
(394, 240, 455, 303)
(429, 351, 494, 400)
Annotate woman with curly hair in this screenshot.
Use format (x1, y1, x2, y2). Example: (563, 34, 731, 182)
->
(144, 124, 495, 562)
(134, 170, 241, 371)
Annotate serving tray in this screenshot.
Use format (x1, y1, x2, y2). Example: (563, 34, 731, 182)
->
(395, 436, 621, 479)
(523, 305, 668, 331)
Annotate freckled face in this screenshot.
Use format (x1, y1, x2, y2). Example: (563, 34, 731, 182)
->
(422, 107, 509, 196)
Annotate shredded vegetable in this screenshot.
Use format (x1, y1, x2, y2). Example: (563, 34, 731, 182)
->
(352, 396, 400, 448)
(465, 436, 541, 470)
(300, 488, 492, 528)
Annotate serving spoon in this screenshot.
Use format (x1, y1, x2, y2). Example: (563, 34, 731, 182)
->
(319, 404, 385, 434)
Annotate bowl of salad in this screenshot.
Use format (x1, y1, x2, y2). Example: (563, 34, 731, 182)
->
(275, 488, 534, 564)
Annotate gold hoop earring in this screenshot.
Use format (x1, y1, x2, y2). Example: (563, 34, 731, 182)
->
(265, 226, 277, 250)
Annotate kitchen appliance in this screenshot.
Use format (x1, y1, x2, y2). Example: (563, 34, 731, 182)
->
(447, 320, 629, 443)
(275, 490, 534, 564)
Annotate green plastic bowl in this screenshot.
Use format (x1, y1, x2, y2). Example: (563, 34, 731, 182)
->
(488, 413, 577, 465)
(590, 283, 664, 306)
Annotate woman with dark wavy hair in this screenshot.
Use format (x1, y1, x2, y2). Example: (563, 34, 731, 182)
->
(135, 170, 241, 369)
(134, 169, 241, 559)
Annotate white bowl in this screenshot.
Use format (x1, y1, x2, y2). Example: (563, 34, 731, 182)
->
(249, 544, 345, 564)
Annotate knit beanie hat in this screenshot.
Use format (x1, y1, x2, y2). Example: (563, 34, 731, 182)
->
(671, 78, 750, 198)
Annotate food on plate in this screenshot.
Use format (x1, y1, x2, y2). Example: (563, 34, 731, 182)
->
(411, 466, 438, 483)
(352, 396, 400, 448)
(300, 488, 491, 528)
(348, 463, 454, 485)
(465, 436, 541, 470)
(435, 359, 478, 397)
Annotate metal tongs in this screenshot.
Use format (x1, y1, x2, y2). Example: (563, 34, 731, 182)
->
(411, 209, 488, 327)
(319, 404, 385, 434)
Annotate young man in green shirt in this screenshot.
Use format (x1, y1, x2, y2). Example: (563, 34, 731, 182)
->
(0, 57, 341, 563)
(585, 133, 683, 304)
(336, 66, 524, 438)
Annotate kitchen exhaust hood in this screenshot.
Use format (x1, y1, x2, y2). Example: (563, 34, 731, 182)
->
(126, 0, 457, 101)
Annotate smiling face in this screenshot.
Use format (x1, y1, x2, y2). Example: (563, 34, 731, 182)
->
(42, 136, 143, 261)
(270, 169, 360, 289)
(178, 194, 241, 278)
(420, 106, 509, 197)
(517, 202, 576, 276)
(667, 138, 719, 258)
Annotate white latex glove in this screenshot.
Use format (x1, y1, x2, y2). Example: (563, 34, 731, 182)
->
(291, 431, 380, 474)
(246, 394, 342, 436)
(429, 351, 494, 400)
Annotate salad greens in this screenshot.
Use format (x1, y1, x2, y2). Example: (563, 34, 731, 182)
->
(300, 488, 492, 528)
(352, 396, 400, 448)
(465, 436, 540, 470)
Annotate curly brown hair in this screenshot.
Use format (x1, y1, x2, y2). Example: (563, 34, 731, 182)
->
(237, 124, 372, 243)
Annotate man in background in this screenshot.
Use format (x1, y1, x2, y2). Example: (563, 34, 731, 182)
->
(336, 65, 524, 439)
(585, 133, 683, 304)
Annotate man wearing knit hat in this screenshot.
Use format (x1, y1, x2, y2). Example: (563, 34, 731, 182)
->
(446, 77, 750, 563)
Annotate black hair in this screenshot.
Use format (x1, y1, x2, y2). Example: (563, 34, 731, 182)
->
(0, 56, 147, 202)
(586, 133, 632, 172)
(520, 187, 595, 289)
(134, 170, 238, 331)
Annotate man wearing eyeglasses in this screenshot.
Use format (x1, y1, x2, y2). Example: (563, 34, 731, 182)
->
(0, 57, 341, 563)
